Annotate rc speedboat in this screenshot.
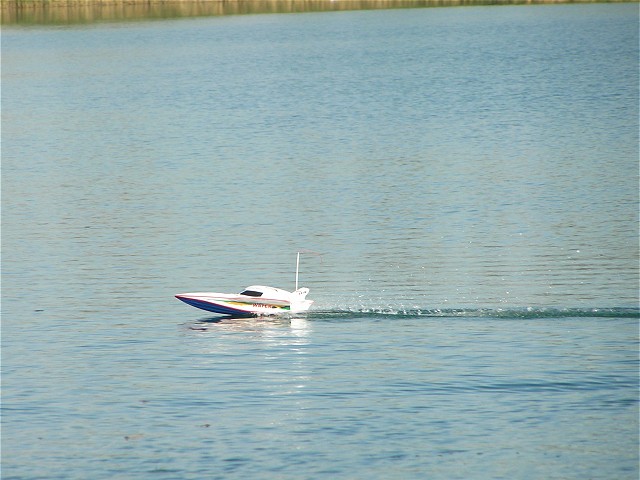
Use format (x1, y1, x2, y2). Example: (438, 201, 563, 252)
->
(175, 252, 315, 317)
(175, 285, 313, 316)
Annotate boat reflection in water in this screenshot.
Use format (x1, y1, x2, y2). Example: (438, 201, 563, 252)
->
(185, 315, 313, 398)
(187, 315, 311, 335)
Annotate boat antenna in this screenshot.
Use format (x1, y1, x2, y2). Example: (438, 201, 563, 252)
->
(294, 250, 322, 291)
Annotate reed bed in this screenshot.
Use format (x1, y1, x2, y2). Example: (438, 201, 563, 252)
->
(1, 0, 632, 25)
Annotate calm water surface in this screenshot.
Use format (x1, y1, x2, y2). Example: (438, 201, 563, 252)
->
(2, 4, 639, 479)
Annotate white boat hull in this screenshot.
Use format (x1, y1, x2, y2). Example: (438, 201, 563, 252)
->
(176, 253, 316, 317)
(175, 290, 313, 317)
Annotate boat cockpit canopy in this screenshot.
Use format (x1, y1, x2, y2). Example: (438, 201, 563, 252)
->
(240, 289, 263, 297)
(239, 285, 293, 301)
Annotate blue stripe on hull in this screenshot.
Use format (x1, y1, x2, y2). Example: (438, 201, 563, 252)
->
(176, 297, 255, 317)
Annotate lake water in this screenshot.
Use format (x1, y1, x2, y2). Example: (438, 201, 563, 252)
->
(2, 4, 639, 479)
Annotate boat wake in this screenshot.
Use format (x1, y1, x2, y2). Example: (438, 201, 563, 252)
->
(306, 306, 639, 320)
(187, 307, 639, 324)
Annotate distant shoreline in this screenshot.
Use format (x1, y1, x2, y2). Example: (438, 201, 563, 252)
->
(2, 0, 635, 25)
(3, 0, 634, 6)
